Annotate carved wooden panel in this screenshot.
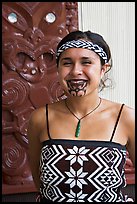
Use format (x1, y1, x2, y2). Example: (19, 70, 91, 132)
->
(2, 2, 78, 194)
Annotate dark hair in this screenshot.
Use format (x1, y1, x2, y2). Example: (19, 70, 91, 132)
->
(56, 30, 113, 92)
(56, 30, 111, 65)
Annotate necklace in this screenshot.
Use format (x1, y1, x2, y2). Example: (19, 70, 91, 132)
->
(65, 97, 102, 138)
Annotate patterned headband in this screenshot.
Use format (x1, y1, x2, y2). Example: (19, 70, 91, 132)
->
(56, 39, 108, 63)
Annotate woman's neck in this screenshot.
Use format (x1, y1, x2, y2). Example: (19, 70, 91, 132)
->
(65, 93, 101, 117)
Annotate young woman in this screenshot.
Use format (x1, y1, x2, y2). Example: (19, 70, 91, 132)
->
(27, 30, 135, 202)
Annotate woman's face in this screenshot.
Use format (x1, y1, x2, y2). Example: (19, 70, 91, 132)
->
(58, 48, 106, 97)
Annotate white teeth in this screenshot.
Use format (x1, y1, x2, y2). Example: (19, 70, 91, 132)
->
(72, 80, 86, 83)
(67, 80, 88, 90)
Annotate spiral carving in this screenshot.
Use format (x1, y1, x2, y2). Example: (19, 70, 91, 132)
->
(48, 77, 67, 102)
(2, 137, 27, 176)
(2, 75, 28, 109)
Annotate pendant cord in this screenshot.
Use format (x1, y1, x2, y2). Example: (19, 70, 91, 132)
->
(65, 97, 102, 121)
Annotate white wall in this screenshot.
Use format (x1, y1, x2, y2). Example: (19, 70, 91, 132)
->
(78, 2, 135, 108)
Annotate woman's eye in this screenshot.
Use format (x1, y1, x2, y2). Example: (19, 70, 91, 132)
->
(82, 61, 91, 65)
(63, 62, 72, 65)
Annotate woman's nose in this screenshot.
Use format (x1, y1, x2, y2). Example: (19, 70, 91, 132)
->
(70, 63, 83, 76)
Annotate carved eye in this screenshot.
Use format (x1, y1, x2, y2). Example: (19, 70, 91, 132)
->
(8, 12, 17, 23)
(44, 12, 56, 23)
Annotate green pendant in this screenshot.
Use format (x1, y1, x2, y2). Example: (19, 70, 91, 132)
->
(75, 120, 81, 137)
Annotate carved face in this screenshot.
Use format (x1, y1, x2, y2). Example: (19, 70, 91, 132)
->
(58, 48, 105, 97)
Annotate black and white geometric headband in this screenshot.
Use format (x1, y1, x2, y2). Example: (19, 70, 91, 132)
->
(56, 39, 108, 63)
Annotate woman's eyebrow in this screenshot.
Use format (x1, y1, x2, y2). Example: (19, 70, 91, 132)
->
(81, 57, 90, 59)
(60, 57, 72, 62)
(81, 56, 96, 60)
(61, 57, 71, 60)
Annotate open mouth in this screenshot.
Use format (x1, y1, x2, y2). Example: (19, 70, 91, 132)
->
(66, 79, 88, 96)
(67, 79, 88, 89)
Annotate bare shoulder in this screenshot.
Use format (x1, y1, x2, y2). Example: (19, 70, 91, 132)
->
(122, 104, 135, 122)
(48, 100, 66, 116)
(102, 99, 135, 130)
(28, 106, 47, 135)
(107, 99, 134, 127)
(28, 101, 65, 135)
(103, 98, 134, 117)
(30, 106, 46, 124)
(122, 104, 135, 136)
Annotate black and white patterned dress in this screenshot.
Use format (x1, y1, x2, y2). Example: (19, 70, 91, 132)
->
(38, 104, 132, 202)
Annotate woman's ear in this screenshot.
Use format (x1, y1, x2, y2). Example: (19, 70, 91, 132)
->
(101, 63, 110, 78)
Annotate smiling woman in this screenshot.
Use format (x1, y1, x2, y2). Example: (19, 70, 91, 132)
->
(27, 30, 135, 202)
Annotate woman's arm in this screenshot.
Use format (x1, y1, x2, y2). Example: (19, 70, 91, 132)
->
(124, 106, 135, 167)
(27, 107, 45, 191)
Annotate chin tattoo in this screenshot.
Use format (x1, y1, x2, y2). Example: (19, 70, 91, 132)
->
(66, 79, 88, 97)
